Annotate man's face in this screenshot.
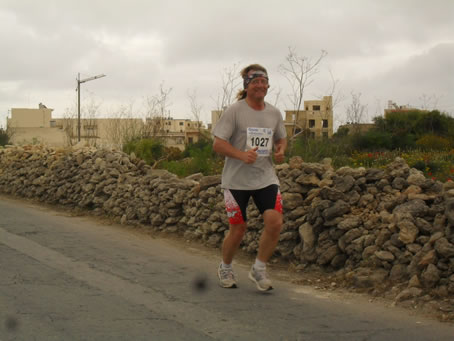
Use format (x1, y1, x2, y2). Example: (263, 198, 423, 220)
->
(246, 70, 269, 100)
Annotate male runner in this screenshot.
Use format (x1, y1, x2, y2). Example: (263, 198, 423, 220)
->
(212, 63, 287, 291)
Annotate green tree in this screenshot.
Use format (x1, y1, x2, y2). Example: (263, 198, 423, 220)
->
(414, 110, 454, 137)
(352, 130, 393, 150)
(367, 110, 454, 150)
(0, 128, 12, 146)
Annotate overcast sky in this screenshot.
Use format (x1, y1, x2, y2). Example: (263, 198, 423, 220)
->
(1, 0, 453, 129)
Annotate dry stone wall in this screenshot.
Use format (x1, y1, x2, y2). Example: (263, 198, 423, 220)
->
(1, 145, 454, 303)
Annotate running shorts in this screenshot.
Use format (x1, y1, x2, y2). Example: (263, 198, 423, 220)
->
(224, 184, 283, 225)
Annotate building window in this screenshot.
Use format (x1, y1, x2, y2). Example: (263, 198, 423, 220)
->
(179, 122, 184, 126)
(322, 119, 328, 128)
(309, 119, 315, 128)
(188, 137, 193, 144)
(313, 105, 321, 111)
(306, 107, 308, 110)
(187, 123, 191, 127)
(295, 128, 301, 134)
(322, 132, 328, 139)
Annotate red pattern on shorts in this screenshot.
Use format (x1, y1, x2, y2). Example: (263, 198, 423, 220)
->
(224, 190, 245, 225)
(274, 190, 283, 214)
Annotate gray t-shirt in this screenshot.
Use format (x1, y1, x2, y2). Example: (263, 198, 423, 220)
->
(212, 99, 287, 190)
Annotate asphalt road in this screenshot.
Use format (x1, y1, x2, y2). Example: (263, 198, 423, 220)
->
(1, 195, 453, 341)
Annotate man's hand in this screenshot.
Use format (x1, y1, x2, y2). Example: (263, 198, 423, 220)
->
(242, 147, 258, 164)
(274, 145, 285, 164)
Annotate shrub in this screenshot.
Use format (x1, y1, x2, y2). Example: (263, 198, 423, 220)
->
(182, 138, 212, 158)
(166, 147, 183, 161)
(391, 133, 417, 149)
(123, 138, 165, 165)
(416, 134, 452, 150)
(158, 137, 224, 177)
(291, 135, 354, 163)
(352, 130, 393, 150)
(412, 160, 426, 171)
(160, 160, 191, 177)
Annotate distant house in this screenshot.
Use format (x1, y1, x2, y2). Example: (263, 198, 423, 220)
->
(284, 96, 333, 139)
(7, 106, 67, 146)
(210, 109, 225, 132)
(384, 100, 426, 116)
(149, 117, 205, 149)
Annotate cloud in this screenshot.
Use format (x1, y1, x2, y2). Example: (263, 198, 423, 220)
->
(1, 0, 453, 129)
(356, 42, 454, 114)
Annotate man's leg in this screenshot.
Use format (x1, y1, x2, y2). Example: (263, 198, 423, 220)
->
(257, 209, 283, 262)
(218, 223, 247, 288)
(222, 223, 247, 264)
(219, 189, 249, 288)
(249, 209, 283, 291)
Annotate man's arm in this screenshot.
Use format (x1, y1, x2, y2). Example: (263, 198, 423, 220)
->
(213, 137, 258, 164)
(273, 138, 287, 164)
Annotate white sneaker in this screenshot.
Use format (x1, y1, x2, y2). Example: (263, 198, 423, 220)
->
(248, 265, 273, 291)
(217, 264, 237, 288)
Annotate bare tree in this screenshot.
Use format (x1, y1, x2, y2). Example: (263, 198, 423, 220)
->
(143, 82, 172, 139)
(62, 103, 77, 146)
(268, 86, 283, 108)
(345, 91, 368, 134)
(373, 97, 383, 118)
(312, 68, 345, 138)
(419, 93, 442, 111)
(212, 62, 242, 112)
(322, 68, 345, 110)
(60, 94, 102, 146)
(104, 101, 143, 150)
(187, 88, 203, 133)
(82, 94, 102, 147)
(279, 47, 327, 152)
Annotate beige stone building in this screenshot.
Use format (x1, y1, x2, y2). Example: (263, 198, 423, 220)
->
(209, 109, 223, 131)
(7, 107, 68, 146)
(7, 106, 205, 150)
(153, 118, 205, 149)
(284, 96, 333, 139)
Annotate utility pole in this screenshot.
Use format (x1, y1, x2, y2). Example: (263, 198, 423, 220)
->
(77, 73, 106, 142)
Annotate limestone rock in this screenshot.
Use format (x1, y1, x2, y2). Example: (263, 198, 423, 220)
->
(398, 220, 419, 244)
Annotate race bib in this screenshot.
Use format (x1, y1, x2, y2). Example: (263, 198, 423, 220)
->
(246, 127, 273, 156)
